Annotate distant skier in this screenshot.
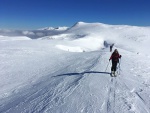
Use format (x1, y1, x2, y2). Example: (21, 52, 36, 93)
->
(110, 44, 114, 52)
(109, 49, 121, 76)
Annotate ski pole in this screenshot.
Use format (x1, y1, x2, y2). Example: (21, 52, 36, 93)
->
(105, 60, 110, 72)
(118, 58, 121, 74)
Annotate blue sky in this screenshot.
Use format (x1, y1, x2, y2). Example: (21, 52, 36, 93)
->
(0, 0, 150, 29)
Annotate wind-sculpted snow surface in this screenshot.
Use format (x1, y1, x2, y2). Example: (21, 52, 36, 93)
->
(0, 22, 150, 113)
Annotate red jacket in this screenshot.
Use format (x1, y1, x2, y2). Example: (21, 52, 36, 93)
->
(110, 52, 121, 61)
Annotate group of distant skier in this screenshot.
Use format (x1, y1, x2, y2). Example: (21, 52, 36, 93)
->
(109, 44, 122, 76)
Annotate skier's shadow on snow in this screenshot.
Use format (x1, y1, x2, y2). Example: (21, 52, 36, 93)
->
(55, 71, 110, 77)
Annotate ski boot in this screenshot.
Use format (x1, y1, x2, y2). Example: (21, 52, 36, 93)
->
(111, 71, 114, 77)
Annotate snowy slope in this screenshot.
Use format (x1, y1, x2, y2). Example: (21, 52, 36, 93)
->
(0, 22, 150, 113)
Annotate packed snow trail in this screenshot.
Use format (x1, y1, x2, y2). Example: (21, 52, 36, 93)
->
(0, 44, 150, 113)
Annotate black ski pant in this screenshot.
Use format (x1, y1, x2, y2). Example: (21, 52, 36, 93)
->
(111, 60, 118, 72)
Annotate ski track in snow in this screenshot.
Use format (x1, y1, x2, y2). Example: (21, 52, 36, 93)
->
(105, 78, 117, 113)
(101, 74, 150, 113)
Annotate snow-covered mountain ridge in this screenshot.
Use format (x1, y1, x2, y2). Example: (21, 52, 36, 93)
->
(42, 22, 150, 54)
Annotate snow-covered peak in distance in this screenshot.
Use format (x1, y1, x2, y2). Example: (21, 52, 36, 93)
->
(38, 26, 68, 31)
(55, 26, 69, 30)
(0, 26, 68, 39)
(38, 27, 55, 30)
(67, 21, 150, 41)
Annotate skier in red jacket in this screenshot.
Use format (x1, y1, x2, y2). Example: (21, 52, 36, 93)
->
(109, 49, 121, 76)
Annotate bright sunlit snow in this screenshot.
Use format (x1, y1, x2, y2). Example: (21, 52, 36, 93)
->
(0, 22, 150, 113)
